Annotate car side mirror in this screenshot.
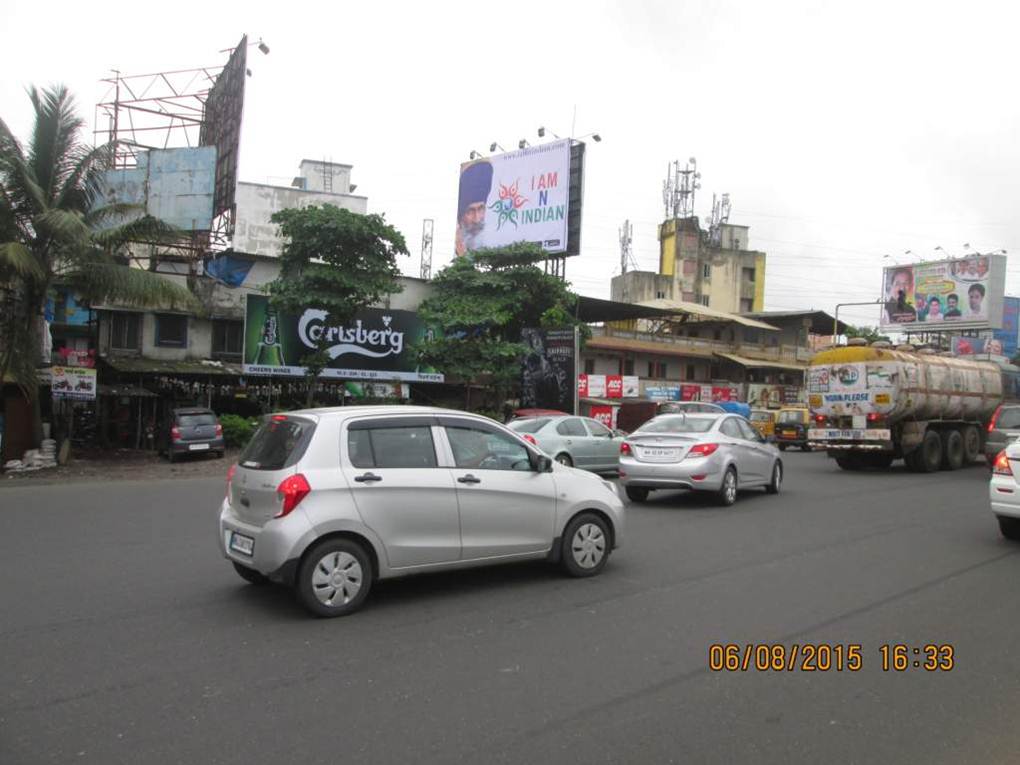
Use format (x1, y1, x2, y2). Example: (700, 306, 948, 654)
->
(534, 454, 553, 472)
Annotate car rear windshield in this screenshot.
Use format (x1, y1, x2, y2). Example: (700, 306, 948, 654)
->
(177, 413, 217, 427)
(239, 416, 315, 470)
(638, 415, 717, 434)
(508, 418, 550, 434)
(996, 407, 1020, 429)
(777, 411, 803, 424)
(750, 412, 771, 422)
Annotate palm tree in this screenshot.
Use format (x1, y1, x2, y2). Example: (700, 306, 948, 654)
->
(0, 84, 199, 445)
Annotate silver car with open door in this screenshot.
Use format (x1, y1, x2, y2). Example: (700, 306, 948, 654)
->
(618, 413, 783, 506)
(507, 415, 624, 472)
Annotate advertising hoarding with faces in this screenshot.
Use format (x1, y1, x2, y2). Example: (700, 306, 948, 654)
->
(880, 254, 1006, 332)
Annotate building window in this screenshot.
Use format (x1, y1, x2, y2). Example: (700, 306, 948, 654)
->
(647, 361, 667, 378)
(655, 290, 666, 300)
(703, 264, 711, 279)
(623, 359, 635, 376)
(155, 314, 188, 348)
(686, 364, 696, 380)
(740, 298, 754, 313)
(713, 329, 722, 341)
(109, 312, 140, 351)
(700, 295, 710, 307)
(212, 320, 244, 357)
(769, 334, 779, 347)
(742, 267, 755, 283)
(584, 359, 595, 375)
(743, 328, 759, 344)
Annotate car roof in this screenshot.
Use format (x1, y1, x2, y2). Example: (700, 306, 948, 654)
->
(279, 405, 490, 422)
(174, 407, 215, 415)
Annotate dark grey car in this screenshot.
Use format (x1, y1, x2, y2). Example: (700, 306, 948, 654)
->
(163, 407, 225, 461)
(986, 405, 1020, 467)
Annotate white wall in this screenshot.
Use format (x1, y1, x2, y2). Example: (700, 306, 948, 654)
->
(232, 182, 369, 257)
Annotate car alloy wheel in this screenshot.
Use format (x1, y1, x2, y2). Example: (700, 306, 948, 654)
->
(571, 523, 606, 570)
(555, 453, 573, 467)
(718, 468, 738, 506)
(311, 550, 364, 607)
(766, 462, 782, 494)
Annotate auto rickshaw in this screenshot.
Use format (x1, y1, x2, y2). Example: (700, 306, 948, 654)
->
(749, 409, 777, 441)
(774, 407, 812, 451)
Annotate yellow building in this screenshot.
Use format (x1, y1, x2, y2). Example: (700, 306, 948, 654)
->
(620, 216, 766, 314)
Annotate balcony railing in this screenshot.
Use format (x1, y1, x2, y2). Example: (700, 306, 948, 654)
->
(589, 325, 811, 364)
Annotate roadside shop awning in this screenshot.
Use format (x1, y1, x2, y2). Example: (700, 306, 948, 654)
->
(713, 352, 806, 372)
(100, 356, 245, 376)
(97, 384, 158, 398)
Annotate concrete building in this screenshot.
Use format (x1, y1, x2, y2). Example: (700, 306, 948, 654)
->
(231, 160, 368, 257)
(613, 217, 765, 314)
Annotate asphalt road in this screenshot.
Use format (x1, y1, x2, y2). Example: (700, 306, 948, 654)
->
(2, 453, 1019, 764)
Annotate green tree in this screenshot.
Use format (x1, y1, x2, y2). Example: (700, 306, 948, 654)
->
(415, 242, 586, 410)
(267, 204, 408, 407)
(0, 85, 197, 445)
(844, 325, 890, 344)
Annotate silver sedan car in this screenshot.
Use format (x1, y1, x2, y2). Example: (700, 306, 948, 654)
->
(507, 415, 624, 472)
(618, 413, 782, 506)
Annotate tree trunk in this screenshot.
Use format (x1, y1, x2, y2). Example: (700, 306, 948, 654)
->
(306, 378, 315, 409)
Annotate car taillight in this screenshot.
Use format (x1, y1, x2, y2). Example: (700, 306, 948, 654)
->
(620, 442, 632, 455)
(989, 406, 1003, 433)
(867, 413, 883, 424)
(814, 415, 826, 425)
(993, 450, 1013, 476)
(226, 463, 237, 499)
(216, 423, 223, 437)
(171, 426, 181, 440)
(523, 434, 537, 445)
(686, 443, 720, 459)
(276, 473, 311, 518)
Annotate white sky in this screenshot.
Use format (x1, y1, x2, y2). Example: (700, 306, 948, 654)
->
(3, 0, 1018, 328)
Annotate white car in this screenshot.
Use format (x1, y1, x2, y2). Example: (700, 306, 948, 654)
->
(989, 443, 1020, 539)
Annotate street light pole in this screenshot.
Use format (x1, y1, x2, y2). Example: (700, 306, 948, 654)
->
(833, 299, 884, 346)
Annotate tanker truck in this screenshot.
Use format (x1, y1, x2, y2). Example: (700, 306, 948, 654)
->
(807, 342, 1007, 472)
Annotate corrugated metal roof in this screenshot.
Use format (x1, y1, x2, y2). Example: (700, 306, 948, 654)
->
(100, 356, 244, 376)
(637, 299, 780, 331)
(714, 352, 806, 372)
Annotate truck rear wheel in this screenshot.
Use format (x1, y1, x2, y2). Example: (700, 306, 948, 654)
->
(835, 455, 862, 471)
(962, 425, 981, 464)
(941, 429, 964, 471)
(918, 430, 943, 473)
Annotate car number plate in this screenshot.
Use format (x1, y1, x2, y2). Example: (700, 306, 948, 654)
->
(782, 430, 796, 437)
(229, 532, 254, 556)
(189, 443, 210, 451)
(640, 447, 677, 461)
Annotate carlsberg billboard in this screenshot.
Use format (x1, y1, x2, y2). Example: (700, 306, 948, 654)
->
(243, 294, 444, 382)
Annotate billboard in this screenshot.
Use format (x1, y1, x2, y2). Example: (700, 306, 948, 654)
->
(201, 35, 247, 217)
(243, 295, 443, 382)
(456, 139, 572, 256)
(880, 254, 1007, 331)
(521, 328, 576, 412)
(50, 367, 97, 401)
(577, 374, 640, 400)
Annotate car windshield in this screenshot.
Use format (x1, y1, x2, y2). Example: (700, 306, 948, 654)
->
(508, 418, 550, 434)
(637, 415, 717, 434)
(777, 411, 804, 424)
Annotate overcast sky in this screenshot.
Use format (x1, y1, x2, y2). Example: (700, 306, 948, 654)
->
(3, 0, 1018, 327)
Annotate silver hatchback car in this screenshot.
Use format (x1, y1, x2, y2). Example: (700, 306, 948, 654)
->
(618, 413, 783, 506)
(219, 406, 625, 617)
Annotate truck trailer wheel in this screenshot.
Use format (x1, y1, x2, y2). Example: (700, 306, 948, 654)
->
(918, 430, 943, 473)
(941, 429, 964, 471)
(962, 425, 981, 464)
(835, 455, 862, 471)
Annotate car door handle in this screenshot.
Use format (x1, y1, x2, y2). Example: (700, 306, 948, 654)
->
(354, 472, 383, 483)
(457, 474, 482, 484)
